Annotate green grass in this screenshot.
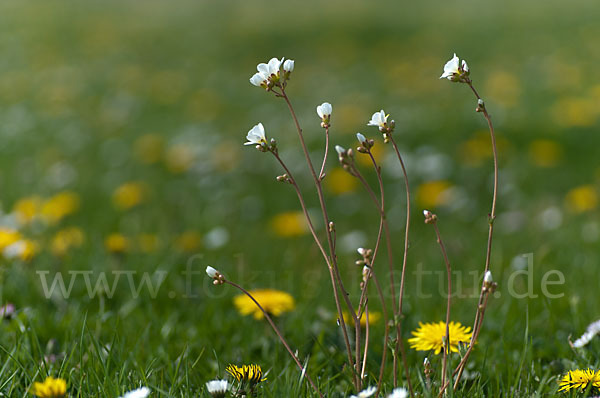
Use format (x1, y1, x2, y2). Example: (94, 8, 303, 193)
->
(1, 0, 600, 396)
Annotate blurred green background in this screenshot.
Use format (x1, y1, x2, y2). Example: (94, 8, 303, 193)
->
(0, 0, 599, 395)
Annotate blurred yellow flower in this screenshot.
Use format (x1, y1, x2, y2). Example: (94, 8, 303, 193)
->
(528, 139, 562, 168)
(13, 196, 42, 225)
(565, 185, 597, 213)
(343, 311, 381, 327)
(31, 376, 66, 398)
(356, 142, 384, 167)
(233, 289, 295, 319)
(270, 211, 308, 237)
(137, 233, 161, 253)
(134, 134, 164, 164)
(40, 192, 80, 224)
(104, 233, 130, 253)
(0, 228, 22, 251)
(485, 71, 520, 108)
(552, 97, 598, 128)
(558, 368, 600, 392)
(165, 145, 195, 174)
(51, 227, 85, 257)
(459, 131, 510, 167)
(408, 321, 472, 355)
(416, 180, 453, 208)
(112, 182, 146, 210)
(325, 167, 358, 195)
(174, 230, 202, 252)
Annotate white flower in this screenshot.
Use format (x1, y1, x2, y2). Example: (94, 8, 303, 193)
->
(250, 57, 283, 87)
(3, 240, 26, 259)
(423, 209, 431, 217)
(206, 266, 219, 278)
(440, 53, 469, 81)
(206, 379, 229, 397)
(119, 387, 151, 398)
(249, 72, 266, 87)
(244, 123, 267, 146)
(257, 57, 282, 78)
(367, 110, 388, 129)
(335, 145, 346, 156)
(317, 102, 332, 119)
(356, 133, 367, 145)
(387, 387, 409, 398)
(572, 319, 600, 348)
(350, 386, 377, 398)
(283, 59, 294, 72)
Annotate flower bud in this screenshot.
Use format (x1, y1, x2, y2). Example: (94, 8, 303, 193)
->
(206, 266, 219, 278)
(283, 59, 294, 72)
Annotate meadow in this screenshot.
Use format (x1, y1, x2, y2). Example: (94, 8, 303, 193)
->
(0, 0, 599, 396)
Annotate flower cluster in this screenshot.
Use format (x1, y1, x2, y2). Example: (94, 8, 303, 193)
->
(249, 57, 294, 90)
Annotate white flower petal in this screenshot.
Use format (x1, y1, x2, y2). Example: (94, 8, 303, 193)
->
(387, 387, 409, 398)
(356, 133, 366, 144)
(440, 53, 460, 79)
(335, 145, 346, 156)
(119, 387, 151, 398)
(206, 266, 218, 278)
(245, 123, 267, 145)
(250, 73, 265, 86)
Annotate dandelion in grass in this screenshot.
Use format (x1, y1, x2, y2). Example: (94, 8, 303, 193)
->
(350, 386, 377, 398)
(558, 369, 600, 392)
(206, 379, 229, 398)
(104, 233, 130, 253)
(31, 376, 66, 398)
(343, 311, 381, 327)
(112, 182, 146, 210)
(408, 321, 472, 355)
(13, 196, 42, 225)
(51, 227, 85, 256)
(118, 387, 151, 398)
(233, 289, 295, 319)
(40, 191, 80, 224)
(269, 211, 308, 237)
(226, 364, 266, 393)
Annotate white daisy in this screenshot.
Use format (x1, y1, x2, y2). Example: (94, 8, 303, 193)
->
(350, 386, 377, 398)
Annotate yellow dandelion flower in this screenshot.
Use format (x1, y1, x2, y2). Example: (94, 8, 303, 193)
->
(104, 233, 130, 253)
(325, 167, 358, 195)
(40, 192, 80, 224)
(112, 182, 146, 210)
(565, 185, 597, 213)
(269, 211, 308, 237)
(558, 368, 600, 392)
(416, 181, 453, 209)
(31, 376, 67, 398)
(174, 230, 202, 252)
(137, 234, 161, 253)
(343, 311, 381, 327)
(165, 145, 195, 174)
(51, 227, 85, 257)
(233, 289, 295, 320)
(0, 228, 22, 251)
(13, 196, 42, 225)
(528, 139, 563, 168)
(226, 364, 266, 385)
(408, 321, 472, 355)
(134, 134, 164, 164)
